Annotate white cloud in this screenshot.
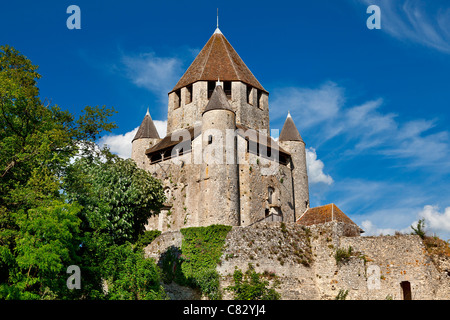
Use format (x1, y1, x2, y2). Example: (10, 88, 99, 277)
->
(359, 0, 450, 54)
(418, 205, 450, 236)
(272, 81, 450, 171)
(121, 52, 184, 102)
(354, 204, 450, 239)
(99, 120, 167, 159)
(360, 220, 405, 236)
(270, 82, 344, 133)
(306, 148, 333, 185)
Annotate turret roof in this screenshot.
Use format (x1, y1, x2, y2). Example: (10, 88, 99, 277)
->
(170, 29, 267, 94)
(202, 84, 234, 114)
(132, 109, 160, 142)
(278, 112, 303, 142)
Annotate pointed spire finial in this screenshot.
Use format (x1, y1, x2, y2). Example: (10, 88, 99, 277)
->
(146, 107, 150, 116)
(214, 8, 222, 34)
(287, 110, 291, 118)
(216, 77, 223, 87)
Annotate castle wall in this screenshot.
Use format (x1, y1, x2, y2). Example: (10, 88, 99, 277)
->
(144, 222, 450, 300)
(238, 146, 295, 226)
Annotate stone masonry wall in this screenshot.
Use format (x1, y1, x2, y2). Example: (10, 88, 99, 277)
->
(144, 222, 450, 300)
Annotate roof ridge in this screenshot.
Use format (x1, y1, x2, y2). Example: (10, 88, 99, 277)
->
(198, 32, 217, 81)
(220, 34, 239, 79)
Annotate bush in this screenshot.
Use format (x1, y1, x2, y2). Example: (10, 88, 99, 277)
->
(335, 246, 353, 265)
(135, 230, 162, 250)
(226, 264, 280, 300)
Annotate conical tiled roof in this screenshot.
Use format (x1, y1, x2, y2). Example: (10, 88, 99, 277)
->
(297, 204, 363, 233)
(202, 84, 234, 114)
(132, 110, 160, 142)
(279, 112, 303, 142)
(170, 29, 267, 94)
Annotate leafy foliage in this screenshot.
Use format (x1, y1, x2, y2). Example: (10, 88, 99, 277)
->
(64, 156, 165, 244)
(411, 219, 426, 239)
(0, 202, 82, 299)
(159, 225, 232, 300)
(104, 244, 166, 300)
(226, 264, 281, 300)
(335, 246, 354, 265)
(135, 230, 162, 251)
(0, 46, 166, 300)
(335, 289, 349, 300)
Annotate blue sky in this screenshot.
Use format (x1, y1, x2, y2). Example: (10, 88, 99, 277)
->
(2, 0, 450, 239)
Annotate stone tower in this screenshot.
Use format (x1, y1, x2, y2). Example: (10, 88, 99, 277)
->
(166, 27, 270, 136)
(131, 109, 160, 170)
(200, 84, 240, 226)
(133, 26, 311, 231)
(278, 112, 310, 216)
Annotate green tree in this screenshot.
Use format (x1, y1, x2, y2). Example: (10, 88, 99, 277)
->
(105, 245, 166, 300)
(0, 45, 117, 213)
(0, 202, 82, 299)
(64, 156, 165, 244)
(0, 45, 166, 300)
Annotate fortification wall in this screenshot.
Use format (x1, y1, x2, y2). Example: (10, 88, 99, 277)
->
(144, 222, 450, 300)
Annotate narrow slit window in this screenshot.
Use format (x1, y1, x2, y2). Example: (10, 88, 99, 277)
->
(208, 135, 213, 145)
(268, 187, 274, 205)
(224, 81, 232, 99)
(174, 89, 181, 109)
(207, 81, 215, 99)
(247, 85, 253, 105)
(186, 84, 193, 104)
(256, 90, 263, 109)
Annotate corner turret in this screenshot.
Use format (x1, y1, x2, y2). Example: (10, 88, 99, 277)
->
(278, 112, 309, 217)
(131, 108, 161, 169)
(200, 84, 240, 226)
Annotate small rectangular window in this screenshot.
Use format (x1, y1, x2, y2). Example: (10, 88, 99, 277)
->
(174, 89, 181, 109)
(256, 90, 263, 109)
(208, 135, 213, 145)
(268, 187, 274, 205)
(247, 85, 253, 105)
(223, 81, 232, 99)
(207, 81, 215, 99)
(186, 84, 193, 104)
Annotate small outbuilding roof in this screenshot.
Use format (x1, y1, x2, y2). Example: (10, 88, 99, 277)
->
(297, 203, 363, 233)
